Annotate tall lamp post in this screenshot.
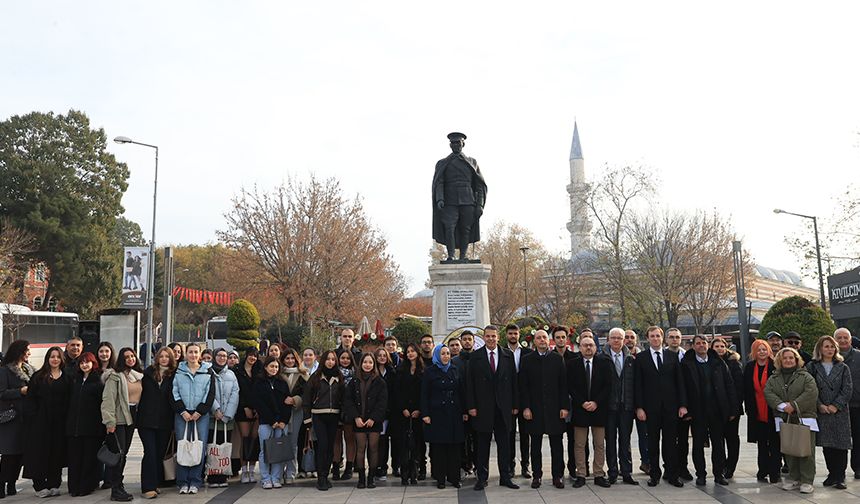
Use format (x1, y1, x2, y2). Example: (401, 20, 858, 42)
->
(520, 246, 530, 317)
(774, 209, 827, 311)
(114, 136, 159, 366)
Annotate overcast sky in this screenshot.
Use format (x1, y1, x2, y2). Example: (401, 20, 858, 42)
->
(3, 1, 859, 296)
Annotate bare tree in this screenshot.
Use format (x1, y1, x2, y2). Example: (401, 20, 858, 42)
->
(0, 219, 36, 304)
(219, 176, 406, 326)
(474, 222, 548, 324)
(533, 253, 589, 327)
(581, 164, 656, 325)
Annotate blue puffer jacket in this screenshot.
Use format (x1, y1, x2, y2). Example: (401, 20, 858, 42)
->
(210, 366, 240, 425)
(172, 361, 216, 415)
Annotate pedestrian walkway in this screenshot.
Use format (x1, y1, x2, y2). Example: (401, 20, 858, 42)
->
(5, 422, 860, 504)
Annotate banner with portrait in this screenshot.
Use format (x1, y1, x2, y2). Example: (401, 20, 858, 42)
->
(121, 246, 150, 309)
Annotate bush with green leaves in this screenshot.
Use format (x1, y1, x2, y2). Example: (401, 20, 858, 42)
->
(758, 295, 836, 354)
(391, 317, 431, 347)
(226, 299, 261, 351)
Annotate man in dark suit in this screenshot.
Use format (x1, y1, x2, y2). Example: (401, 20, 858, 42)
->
(519, 329, 568, 489)
(467, 325, 520, 490)
(599, 327, 639, 485)
(453, 330, 477, 476)
(680, 335, 736, 486)
(634, 326, 688, 487)
(552, 326, 578, 477)
(569, 335, 613, 488)
(506, 323, 533, 478)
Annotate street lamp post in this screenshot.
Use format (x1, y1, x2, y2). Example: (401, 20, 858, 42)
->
(520, 246, 530, 317)
(115, 136, 159, 366)
(774, 208, 827, 312)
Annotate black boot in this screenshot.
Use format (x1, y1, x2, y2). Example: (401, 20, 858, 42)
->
(357, 470, 366, 489)
(342, 462, 354, 481)
(110, 488, 133, 502)
(5, 483, 14, 497)
(368, 474, 376, 489)
(331, 462, 341, 481)
(0, 482, 5, 499)
(317, 475, 328, 491)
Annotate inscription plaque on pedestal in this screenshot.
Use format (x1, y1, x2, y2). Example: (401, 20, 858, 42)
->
(446, 289, 477, 330)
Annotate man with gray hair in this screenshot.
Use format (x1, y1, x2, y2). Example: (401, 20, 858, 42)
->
(834, 327, 860, 478)
(599, 327, 638, 485)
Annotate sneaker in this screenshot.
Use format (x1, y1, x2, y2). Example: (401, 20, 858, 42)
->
(188, 486, 198, 494)
(179, 486, 189, 494)
(782, 480, 800, 491)
(285, 477, 295, 486)
(240, 470, 249, 484)
(262, 481, 273, 490)
(799, 483, 814, 494)
(273, 480, 283, 489)
(35, 489, 52, 498)
(50, 488, 61, 496)
(378, 475, 387, 481)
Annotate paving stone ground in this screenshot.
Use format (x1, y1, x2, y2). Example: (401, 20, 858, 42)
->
(5, 421, 860, 504)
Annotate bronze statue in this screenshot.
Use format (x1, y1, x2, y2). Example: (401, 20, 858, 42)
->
(431, 132, 487, 263)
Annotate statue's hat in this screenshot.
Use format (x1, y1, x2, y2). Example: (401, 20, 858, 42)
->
(447, 132, 467, 141)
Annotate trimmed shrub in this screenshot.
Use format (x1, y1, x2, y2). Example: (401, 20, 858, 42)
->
(391, 318, 430, 347)
(226, 299, 261, 351)
(758, 295, 836, 354)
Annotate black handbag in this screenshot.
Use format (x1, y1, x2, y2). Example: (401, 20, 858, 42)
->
(264, 429, 296, 464)
(97, 433, 124, 467)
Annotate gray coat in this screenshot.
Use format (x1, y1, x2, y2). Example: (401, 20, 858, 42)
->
(807, 360, 853, 450)
(599, 344, 635, 411)
(840, 348, 860, 407)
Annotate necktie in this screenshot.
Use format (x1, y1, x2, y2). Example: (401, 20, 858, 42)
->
(614, 353, 622, 377)
(585, 359, 591, 397)
(655, 351, 663, 370)
(490, 350, 496, 373)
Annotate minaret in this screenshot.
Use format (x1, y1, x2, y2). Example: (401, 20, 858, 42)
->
(566, 122, 592, 256)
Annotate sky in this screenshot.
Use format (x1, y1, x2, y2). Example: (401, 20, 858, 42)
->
(2, 1, 859, 296)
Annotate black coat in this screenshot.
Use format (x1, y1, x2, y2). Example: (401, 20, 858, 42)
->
(136, 368, 176, 430)
(568, 356, 613, 427)
(633, 347, 687, 415)
(598, 346, 636, 411)
(379, 366, 396, 421)
(23, 371, 71, 479)
(743, 359, 776, 442)
(233, 362, 259, 422)
(0, 364, 30, 455)
(421, 365, 465, 443)
(344, 374, 388, 431)
(720, 353, 745, 418)
(67, 371, 105, 437)
(391, 364, 423, 434)
(466, 346, 518, 433)
(680, 349, 738, 422)
(253, 376, 292, 425)
(518, 351, 568, 435)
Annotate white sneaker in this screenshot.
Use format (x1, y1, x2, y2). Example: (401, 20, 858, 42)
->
(240, 470, 249, 484)
(273, 480, 283, 488)
(188, 486, 198, 494)
(800, 483, 814, 494)
(782, 480, 799, 491)
(50, 488, 61, 496)
(35, 489, 51, 498)
(378, 475, 387, 481)
(179, 486, 189, 494)
(262, 481, 273, 490)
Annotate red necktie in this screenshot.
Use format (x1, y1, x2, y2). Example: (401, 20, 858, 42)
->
(490, 350, 496, 373)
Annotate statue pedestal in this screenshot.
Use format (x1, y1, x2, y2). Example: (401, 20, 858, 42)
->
(429, 262, 492, 343)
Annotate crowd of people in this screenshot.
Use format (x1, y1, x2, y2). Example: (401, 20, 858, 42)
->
(0, 324, 858, 500)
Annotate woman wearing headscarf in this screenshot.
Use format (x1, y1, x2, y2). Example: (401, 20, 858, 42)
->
(743, 339, 780, 484)
(421, 344, 466, 489)
(807, 335, 852, 489)
(344, 353, 388, 489)
(765, 347, 819, 494)
(206, 348, 240, 488)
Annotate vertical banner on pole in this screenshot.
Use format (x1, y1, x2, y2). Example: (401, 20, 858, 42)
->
(121, 246, 150, 309)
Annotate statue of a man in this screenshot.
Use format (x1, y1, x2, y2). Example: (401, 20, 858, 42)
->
(431, 132, 487, 263)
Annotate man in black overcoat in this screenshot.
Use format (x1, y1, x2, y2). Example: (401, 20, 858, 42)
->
(634, 326, 688, 487)
(505, 323, 533, 478)
(568, 335, 613, 488)
(680, 335, 736, 486)
(466, 325, 519, 490)
(519, 330, 568, 489)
